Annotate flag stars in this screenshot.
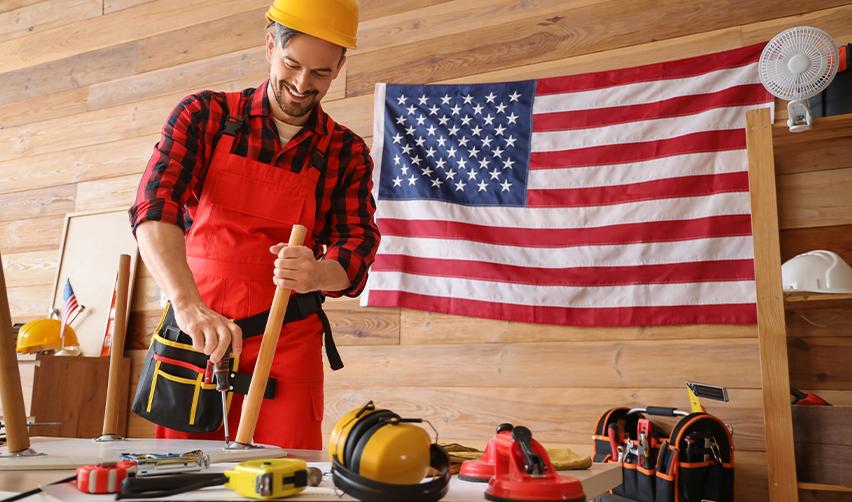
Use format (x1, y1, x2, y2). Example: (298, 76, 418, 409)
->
(415, 114, 426, 126)
(421, 165, 433, 177)
(467, 169, 478, 180)
(472, 103, 484, 115)
(395, 115, 407, 125)
(458, 136, 470, 147)
(471, 125, 483, 136)
(481, 136, 493, 147)
(489, 168, 501, 180)
(418, 94, 429, 105)
(396, 94, 408, 105)
(426, 124, 437, 136)
(392, 132, 403, 144)
(436, 136, 447, 147)
(492, 146, 504, 158)
(425, 146, 437, 158)
(410, 154, 422, 166)
(462, 94, 474, 104)
(400, 164, 409, 175)
(405, 125, 416, 136)
(477, 179, 488, 191)
(457, 158, 468, 169)
(392, 176, 402, 187)
(504, 135, 517, 147)
(507, 112, 519, 125)
(508, 90, 521, 102)
(447, 125, 460, 136)
(468, 146, 480, 158)
(408, 175, 418, 186)
(393, 154, 401, 165)
(485, 91, 497, 104)
(450, 104, 462, 115)
(461, 115, 473, 126)
(440, 94, 451, 105)
(500, 179, 512, 191)
(428, 104, 440, 115)
(415, 136, 426, 147)
(478, 158, 490, 169)
(495, 102, 507, 114)
(406, 104, 417, 115)
(446, 169, 457, 180)
(494, 124, 506, 136)
(454, 179, 466, 191)
(502, 157, 515, 170)
(435, 158, 447, 169)
(431, 177, 443, 188)
(446, 146, 457, 158)
(438, 115, 450, 126)
(401, 144, 413, 154)
(483, 114, 495, 126)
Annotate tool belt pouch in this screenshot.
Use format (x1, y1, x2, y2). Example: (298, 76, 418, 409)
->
(130, 304, 277, 434)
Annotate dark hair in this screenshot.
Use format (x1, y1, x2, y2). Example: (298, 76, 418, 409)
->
(266, 21, 347, 57)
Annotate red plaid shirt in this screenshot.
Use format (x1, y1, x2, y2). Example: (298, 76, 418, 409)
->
(129, 80, 380, 297)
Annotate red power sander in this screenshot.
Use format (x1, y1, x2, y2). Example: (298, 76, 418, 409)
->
(459, 423, 585, 502)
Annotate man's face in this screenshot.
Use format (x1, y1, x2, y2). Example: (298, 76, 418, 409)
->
(265, 31, 345, 122)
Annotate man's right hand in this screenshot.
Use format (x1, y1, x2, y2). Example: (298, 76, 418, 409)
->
(171, 301, 242, 364)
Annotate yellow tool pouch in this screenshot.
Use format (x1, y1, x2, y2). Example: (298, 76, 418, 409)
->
(130, 303, 277, 433)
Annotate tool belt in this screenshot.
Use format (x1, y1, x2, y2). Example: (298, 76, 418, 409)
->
(592, 407, 734, 502)
(131, 292, 342, 433)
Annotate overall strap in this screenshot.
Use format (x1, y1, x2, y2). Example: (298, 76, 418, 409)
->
(212, 91, 245, 156)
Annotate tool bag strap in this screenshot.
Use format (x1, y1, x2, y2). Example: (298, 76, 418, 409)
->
(238, 291, 344, 371)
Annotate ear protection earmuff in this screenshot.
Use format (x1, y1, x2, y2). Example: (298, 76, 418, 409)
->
(329, 401, 451, 502)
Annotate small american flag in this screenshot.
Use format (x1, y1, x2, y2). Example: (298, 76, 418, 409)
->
(362, 43, 774, 326)
(61, 278, 81, 326)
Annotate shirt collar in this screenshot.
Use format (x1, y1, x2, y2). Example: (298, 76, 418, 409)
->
(252, 79, 331, 137)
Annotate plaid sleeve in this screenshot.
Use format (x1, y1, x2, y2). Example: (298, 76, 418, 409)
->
(321, 135, 381, 298)
(128, 93, 214, 235)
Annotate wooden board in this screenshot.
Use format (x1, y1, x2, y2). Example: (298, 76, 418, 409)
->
(778, 168, 852, 230)
(0, 437, 284, 470)
(50, 209, 139, 356)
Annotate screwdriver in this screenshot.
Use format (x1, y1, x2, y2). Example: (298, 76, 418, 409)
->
(213, 351, 231, 445)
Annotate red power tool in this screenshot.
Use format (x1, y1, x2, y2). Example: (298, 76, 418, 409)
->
(460, 424, 585, 502)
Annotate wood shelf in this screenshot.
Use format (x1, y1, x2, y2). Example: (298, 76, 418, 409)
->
(784, 292, 852, 310)
(773, 112, 852, 147)
(798, 482, 852, 493)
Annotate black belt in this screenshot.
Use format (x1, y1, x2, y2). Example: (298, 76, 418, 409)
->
(232, 291, 343, 371)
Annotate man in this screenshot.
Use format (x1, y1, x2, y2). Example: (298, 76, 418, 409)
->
(128, 0, 379, 449)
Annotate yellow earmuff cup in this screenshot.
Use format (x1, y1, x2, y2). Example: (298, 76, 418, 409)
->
(356, 423, 431, 485)
(329, 404, 379, 464)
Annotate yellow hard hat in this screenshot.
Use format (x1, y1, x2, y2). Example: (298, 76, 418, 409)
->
(16, 319, 80, 354)
(266, 0, 359, 49)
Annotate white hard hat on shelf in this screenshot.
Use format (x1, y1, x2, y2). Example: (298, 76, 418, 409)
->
(781, 250, 852, 294)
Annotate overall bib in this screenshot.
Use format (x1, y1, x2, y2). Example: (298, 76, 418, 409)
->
(154, 92, 330, 449)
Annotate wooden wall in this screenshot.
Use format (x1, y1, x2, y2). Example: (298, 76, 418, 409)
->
(3, 1, 852, 500)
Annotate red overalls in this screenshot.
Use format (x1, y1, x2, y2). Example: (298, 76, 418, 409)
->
(154, 93, 329, 449)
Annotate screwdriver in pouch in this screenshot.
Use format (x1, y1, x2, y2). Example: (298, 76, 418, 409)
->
(213, 352, 231, 445)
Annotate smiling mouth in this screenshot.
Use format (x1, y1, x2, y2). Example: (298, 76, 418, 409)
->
(282, 81, 315, 100)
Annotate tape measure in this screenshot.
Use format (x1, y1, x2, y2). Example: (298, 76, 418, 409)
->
(76, 461, 136, 494)
(225, 458, 315, 499)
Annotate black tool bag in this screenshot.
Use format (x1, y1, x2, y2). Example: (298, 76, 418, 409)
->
(131, 292, 342, 433)
(592, 406, 734, 502)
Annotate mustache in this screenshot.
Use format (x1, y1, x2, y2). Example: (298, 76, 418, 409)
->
(280, 80, 318, 97)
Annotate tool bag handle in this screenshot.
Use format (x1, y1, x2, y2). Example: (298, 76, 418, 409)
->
(627, 406, 690, 417)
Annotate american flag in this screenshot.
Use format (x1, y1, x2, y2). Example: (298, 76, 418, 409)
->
(361, 43, 774, 326)
(61, 278, 81, 326)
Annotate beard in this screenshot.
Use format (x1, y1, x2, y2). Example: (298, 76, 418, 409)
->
(271, 78, 319, 118)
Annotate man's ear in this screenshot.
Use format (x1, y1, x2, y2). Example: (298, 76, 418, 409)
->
(333, 54, 347, 79)
(265, 32, 275, 64)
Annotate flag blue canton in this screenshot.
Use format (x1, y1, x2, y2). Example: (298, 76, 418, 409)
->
(379, 81, 535, 206)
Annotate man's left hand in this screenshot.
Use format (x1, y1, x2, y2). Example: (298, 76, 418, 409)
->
(270, 243, 320, 293)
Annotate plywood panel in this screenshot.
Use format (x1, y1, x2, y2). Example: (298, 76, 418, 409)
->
(789, 337, 852, 390)
(0, 87, 89, 129)
(323, 386, 767, 451)
(1, 250, 58, 288)
(0, 0, 43, 13)
(0, 0, 269, 73)
(787, 309, 852, 341)
(104, 0, 155, 14)
(0, 135, 156, 195)
(345, 0, 849, 97)
(775, 139, 852, 175)
(780, 224, 852, 264)
(0, 0, 101, 43)
(359, 0, 453, 21)
(778, 168, 852, 229)
(399, 308, 757, 344)
(0, 184, 75, 221)
(325, 338, 762, 389)
(0, 215, 64, 254)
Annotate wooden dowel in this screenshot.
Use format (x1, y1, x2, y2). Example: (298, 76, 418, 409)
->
(101, 254, 131, 437)
(233, 225, 307, 446)
(0, 251, 31, 453)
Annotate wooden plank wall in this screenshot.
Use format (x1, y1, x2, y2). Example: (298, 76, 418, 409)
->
(3, 1, 852, 500)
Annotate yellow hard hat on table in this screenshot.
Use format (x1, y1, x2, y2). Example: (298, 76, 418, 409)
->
(266, 0, 359, 49)
(16, 319, 80, 354)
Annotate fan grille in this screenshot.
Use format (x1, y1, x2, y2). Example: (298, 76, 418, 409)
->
(758, 26, 838, 100)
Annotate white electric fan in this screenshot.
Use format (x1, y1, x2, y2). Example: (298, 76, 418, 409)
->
(758, 26, 839, 133)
